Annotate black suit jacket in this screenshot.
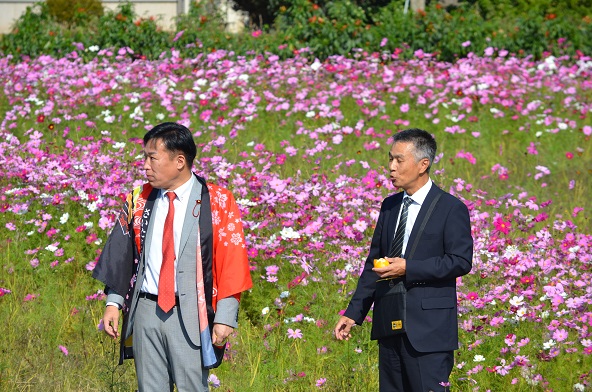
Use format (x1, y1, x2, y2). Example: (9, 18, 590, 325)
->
(344, 184, 473, 352)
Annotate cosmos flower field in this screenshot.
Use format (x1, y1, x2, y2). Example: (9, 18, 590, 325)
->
(0, 47, 591, 391)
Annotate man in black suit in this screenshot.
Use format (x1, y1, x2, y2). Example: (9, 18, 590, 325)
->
(334, 128, 473, 391)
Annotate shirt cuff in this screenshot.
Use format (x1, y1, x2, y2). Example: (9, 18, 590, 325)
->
(106, 288, 124, 308)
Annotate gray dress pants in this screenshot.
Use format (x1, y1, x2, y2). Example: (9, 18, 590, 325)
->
(133, 296, 209, 392)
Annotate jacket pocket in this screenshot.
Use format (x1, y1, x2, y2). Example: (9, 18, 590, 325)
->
(422, 296, 455, 309)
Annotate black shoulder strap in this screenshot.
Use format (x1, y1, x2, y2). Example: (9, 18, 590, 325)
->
(406, 193, 442, 260)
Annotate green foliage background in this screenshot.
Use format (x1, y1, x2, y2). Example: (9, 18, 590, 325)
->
(1, 0, 591, 62)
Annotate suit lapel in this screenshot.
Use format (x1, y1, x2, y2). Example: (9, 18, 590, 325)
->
(179, 177, 203, 257)
(386, 192, 405, 247)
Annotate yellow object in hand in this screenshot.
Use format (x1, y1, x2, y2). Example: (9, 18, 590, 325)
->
(373, 258, 389, 268)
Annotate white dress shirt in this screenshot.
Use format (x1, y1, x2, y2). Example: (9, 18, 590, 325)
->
(395, 179, 433, 256)
(140, 175, 195, 295)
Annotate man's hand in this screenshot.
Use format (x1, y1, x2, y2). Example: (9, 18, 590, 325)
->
(334, 315, 356, 341)
(372, 257, 406, 279)
(212, 323, 233, 346)
(102, 305, 120, 340)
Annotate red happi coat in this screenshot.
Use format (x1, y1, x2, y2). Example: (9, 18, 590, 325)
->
(93, 174, 252, 363)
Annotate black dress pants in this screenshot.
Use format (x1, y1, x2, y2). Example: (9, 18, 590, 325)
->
(378, 333, 454, 392)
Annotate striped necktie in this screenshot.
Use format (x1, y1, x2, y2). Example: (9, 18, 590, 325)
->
(388, 197, 412, 258)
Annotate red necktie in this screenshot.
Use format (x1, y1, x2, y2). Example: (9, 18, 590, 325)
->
(158, 191, 176, 313)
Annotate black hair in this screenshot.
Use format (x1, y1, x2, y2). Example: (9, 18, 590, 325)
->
(143, 122, 197, 168)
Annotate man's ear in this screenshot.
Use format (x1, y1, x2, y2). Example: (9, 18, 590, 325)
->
(419, 158, 430, 174)
(176, 154, 187, 170)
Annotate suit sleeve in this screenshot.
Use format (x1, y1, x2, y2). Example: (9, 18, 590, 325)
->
(214, 297, 240, 328)
(406, 199, 473, 282)
(343, 204, 386, 325)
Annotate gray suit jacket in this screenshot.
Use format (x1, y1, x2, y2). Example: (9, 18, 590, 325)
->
(107, 177, 239, 346)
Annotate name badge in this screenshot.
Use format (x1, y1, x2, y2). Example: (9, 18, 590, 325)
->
(391, 320, 403, 330)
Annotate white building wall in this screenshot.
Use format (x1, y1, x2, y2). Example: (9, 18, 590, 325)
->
(0, 1, 33, 34)
(0, 0, 246, 34)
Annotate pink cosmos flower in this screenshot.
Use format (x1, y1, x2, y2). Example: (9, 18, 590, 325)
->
(456, 150, 476, 164)
(495, 359, 511, 375)
(552, 329, 568, 342)
(352, 220, 368, 232)
(527, 142, 538, 155)
(572, 207, 583, 217)
(172, 30, 184, 42)
(504, 334, 516, 346)
(265, 265, 279, 276)
(287, 328, 303, 339)
(23, 293, 38, 302)
(59, 345, 68, 356)
(517, 338, 530, 347)
(200, 110, 213, 122)
(208, 374, 221, 388)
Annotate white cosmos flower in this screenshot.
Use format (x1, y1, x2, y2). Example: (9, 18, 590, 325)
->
(509, 295, 525, 307)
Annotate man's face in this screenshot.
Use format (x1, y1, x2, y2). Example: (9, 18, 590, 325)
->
(388, 141, 429, 194)
(142, 138, 184, 190)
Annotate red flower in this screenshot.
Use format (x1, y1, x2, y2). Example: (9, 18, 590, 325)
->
(465, 291, 479, 300)
(520, 275, 535, 285)
(37, 115, 45, 123)
(288, 272, 308, 288)
(493, 215, 511, 235)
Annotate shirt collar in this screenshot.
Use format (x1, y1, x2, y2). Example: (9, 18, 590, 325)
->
(160, 174, 194, 202)
(405, 178, 432, 206)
